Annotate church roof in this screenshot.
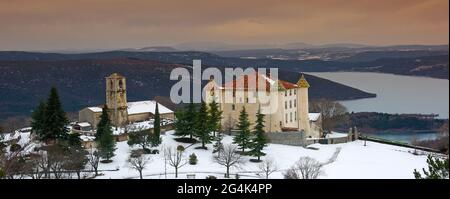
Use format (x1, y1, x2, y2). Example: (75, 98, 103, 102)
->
(127, 100, 173, 115)
(107, 73, 125, 79)
(87, 107, 102, 112)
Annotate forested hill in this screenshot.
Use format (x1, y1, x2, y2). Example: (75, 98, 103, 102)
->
(0, 50, 448, 79)
(0, 58, 375, 120)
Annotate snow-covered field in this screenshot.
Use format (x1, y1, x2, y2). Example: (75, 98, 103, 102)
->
(95, 130, 431, 179)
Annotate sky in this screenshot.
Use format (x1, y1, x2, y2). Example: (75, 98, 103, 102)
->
(0, 0, 448, 51)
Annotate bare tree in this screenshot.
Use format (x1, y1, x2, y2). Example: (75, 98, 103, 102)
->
(214, 144, 243, 178)
(310, 99, 348, 133)
(128, 153, 151, 179)
(166, 145, 187, 178)
(161, 145, 169, 179)
(258, 158, 278, 179)
(87, 148, 100, 176)
(284, 157, 323, 179)
(46, 145, 66, 179)
(64, 147, 88, 179)
(0, 142, 32, 179)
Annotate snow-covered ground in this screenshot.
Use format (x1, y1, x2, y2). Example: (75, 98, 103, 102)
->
(95, 130, 431, 179)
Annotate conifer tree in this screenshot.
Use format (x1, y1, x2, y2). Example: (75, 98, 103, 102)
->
(249, 108, 267, 161)
(208, 99, 223, 137)
(42, 87, 69, 140)
(195, 102, 212, 149)
(233, 106, 251, 153)
(150, 103, 162, 147)
(98, 126, 116, 162)
(96, 105, 116, 162)
(174, 109, 189, 137)
(96, 105, 110, 141)
(414, 155, 449, 179)
(185, 102, 197, 140)
(31, 101, 47, 139)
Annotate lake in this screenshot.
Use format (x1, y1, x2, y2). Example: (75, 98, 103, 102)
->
(309, 72, 449, 119)
(365, 131, 440, 144)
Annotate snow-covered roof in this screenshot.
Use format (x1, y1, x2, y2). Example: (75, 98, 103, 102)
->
(308, 113, 321, 121)
(80, 135, 95, 142)
(87, 107, 102, 112)
(76, 122, 91, 127)
(127, 100, 173, 115)
(325, 131, 348, 139)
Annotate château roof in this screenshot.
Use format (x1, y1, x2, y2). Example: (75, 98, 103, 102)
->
(219, 72, 299, 91)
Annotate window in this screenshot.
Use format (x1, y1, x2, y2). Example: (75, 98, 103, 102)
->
(289, 89, 292, 96)
(294, 89, 296, 94)
(246, 97, 249, 103)
(290, 112, 292, 122)
(285, 91, 287, 96)
(285, 114, 288, 123)
(233, 90, 236, 97)
(294, 100, 297, 107)
(232, 104, 235, 110)
(285, 101, 287, 109)
(289, 100, 292, 108)
(295, 111, 297, 120)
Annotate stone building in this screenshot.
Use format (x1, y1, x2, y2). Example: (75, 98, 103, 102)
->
(78, 73, 174, 128)
(204, 72, 322, 138)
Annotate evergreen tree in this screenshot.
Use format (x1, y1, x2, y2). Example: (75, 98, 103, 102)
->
(42, 87, 69, 140)
(208, 99, 223, 137)
(95, 105, 110, 141)
(96, 105, 116, 162)
(185, 102, 197, 139)
(174, 109, 189, 137)
(31, 101, 47, 139)
(249, 108, 267, 161)
(414, 155, 449, 179)
(212, 132, 224, 154)
(195, 102, 212, 149)
(233, 106, 252, 153)
(150, 103, 162, 147)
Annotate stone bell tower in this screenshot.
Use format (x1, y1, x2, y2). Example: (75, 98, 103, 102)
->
(106, 73, 128, 127)
(297, 74, 311, 136)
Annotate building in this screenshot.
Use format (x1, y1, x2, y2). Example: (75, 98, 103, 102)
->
(204, 72, 322, 138)
(78, 73, 174, 128)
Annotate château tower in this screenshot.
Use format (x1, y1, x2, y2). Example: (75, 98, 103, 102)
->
(106, 73, 128, 127)
(297, 74, 311, 136)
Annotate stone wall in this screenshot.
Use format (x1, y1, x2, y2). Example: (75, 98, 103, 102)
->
(265, 131, 306, 147)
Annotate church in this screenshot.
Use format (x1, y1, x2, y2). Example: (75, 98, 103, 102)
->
(204, 73, 323, 138)
(78, 73, 174, 129)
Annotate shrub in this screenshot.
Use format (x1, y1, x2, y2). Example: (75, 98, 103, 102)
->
(10, 143, 21, 152)
(177, 145, 185, 152)
(189, 153, 198, 165)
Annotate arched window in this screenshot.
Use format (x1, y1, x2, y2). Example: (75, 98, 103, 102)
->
(118, 80, 123, 89)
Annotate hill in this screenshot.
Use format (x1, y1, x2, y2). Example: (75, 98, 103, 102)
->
(0, 58, 375, 120)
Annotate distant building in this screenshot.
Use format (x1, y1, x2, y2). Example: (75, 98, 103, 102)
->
(204, 72, 322, 138)
(78, 73, 174, 128)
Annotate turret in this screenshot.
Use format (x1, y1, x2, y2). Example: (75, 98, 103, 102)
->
(297, 74, 311, 136)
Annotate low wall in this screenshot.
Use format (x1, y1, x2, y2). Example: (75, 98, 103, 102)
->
(265, 131, 306, 147)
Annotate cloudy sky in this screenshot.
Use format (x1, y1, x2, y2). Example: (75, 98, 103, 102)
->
(0, 0, 448, 50)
